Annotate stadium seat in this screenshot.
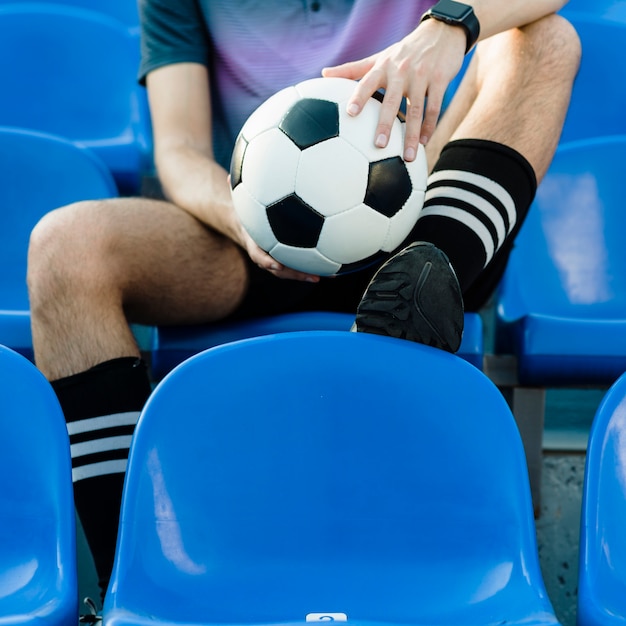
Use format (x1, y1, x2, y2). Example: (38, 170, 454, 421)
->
(490, 135, 626, 513)
(494, 134, 626, 387)
(560, 0, 626, 23)
(558, 16, 626, 143)
(4, 0, 140, 33)
(0, 344, 77, 626)
(104, 330, 559, 626)
(577, 371, 626, 626)
(0, 126, 118, 360)
(150, 311, 484, 379)
(0, 3, 152, 194)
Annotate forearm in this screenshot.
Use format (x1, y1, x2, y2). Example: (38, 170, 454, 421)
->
(156, 142, 244, 246)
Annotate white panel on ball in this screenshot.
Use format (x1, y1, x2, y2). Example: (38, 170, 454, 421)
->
(241, 128, 301, 206)
(269, 242, 341, 276)
(339, 99, 404, 162)
(382, 190, 426, 252)
(405, 144, 429, 191)
(294, 76, 356, 103)
(295, 138, 369, 216)
(240, 86, 300, 141)
(231, 184, 278, 252)
(318, 203, 389, 263)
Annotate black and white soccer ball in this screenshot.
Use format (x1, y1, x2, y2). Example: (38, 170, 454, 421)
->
(230, 77, 428, 276)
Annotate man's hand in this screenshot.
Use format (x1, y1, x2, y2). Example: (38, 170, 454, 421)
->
(239, 226, 321, 283)
(322, 18, 466, 161)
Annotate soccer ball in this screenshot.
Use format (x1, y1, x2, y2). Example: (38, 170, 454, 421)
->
(230, 77, 428, 276)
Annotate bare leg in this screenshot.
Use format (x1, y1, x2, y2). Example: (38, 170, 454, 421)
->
(427, 13, 581, 180)
(28, 197, 248, 380)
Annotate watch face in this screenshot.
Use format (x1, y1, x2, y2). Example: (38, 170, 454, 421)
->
(432, 0, 473, 20)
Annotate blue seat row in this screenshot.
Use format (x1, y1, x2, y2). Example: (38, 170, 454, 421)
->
(0, 9, 624, 390)
(0, 2, 152, 194)
(4, 330, 625, 625)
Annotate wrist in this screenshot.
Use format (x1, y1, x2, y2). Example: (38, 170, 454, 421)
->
(420, 0, 480, 54)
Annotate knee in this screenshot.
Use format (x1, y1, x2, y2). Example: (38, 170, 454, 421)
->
(478, 14, 581, 84)
(27, 199, 114, 307)
(521, 14, 582, 79)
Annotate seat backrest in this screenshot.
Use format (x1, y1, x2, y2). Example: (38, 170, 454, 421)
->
(497, 135, 626, 323)
(0, 126, 117, 311)
(578, 371, 626, 626)
(4, 0, 139, 32)
(0, 345, 77, 625)
(0, 4, 141, 139)
(0, 3, 152, 192)
(105, 331, 557, 626)
(558, 17, 626, 143)
(561, 0, 626, 24)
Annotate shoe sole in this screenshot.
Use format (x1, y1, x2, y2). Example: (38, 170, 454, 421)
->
(355, 242, 464, 352)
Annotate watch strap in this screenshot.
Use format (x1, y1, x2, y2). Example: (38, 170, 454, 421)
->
(420, 1, 480, 54)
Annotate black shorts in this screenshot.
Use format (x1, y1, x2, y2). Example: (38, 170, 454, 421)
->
(228, 236, 514, 322)
(228, 257, 379, 322)
(143, 175, 512, 322)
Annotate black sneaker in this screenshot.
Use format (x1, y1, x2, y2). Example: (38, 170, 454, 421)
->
(354, 241, 464, 352)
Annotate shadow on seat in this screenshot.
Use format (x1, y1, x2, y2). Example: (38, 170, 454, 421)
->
(151, 311, 484, 380)
(0, 3, 152, 194)
(0, 345, 77, 625)
(0, 126, 118, 359)
(578, 371, 626, 626)
(104, 331, 558, 626)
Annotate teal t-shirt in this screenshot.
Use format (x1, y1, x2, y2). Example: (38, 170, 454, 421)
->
(139, 0, 433, 168)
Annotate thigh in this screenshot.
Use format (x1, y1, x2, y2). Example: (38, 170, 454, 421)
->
(126, 199, 252, 325)
(73, 195, 382, 325)
(97, 197, 375, 325)
(49, 197, 251, 326)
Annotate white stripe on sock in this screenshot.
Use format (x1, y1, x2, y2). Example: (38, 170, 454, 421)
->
(427, 169, 516, 232)
(417, 205, 495, 263)
(70, 435, 133, 460)
(72, 459, 128, 482)
(66, 410, 140, 436)
(424, 185, 507, 247)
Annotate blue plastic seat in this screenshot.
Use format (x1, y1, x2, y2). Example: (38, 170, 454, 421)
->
(0, 126, 118, 359)
(560, 0, 626, 23)
(495, 135, 626, 386)
(104, 330, 558, 626)
(0, 3, 152, 194)
(578, 371, 626, 626)
(151, 311, 484, 379)
(0, 345, 77, 625)
(558, 16, 626, 143)
(6, 0, 140, 33)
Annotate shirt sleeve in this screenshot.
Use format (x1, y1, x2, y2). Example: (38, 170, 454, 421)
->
(138, 0, 211, 84)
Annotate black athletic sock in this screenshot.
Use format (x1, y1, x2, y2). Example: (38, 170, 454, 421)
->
(409, 138, 537, 310)
(51, 357, 152, 602)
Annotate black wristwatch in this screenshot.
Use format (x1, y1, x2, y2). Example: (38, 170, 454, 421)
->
(420, 0, 480, 54)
